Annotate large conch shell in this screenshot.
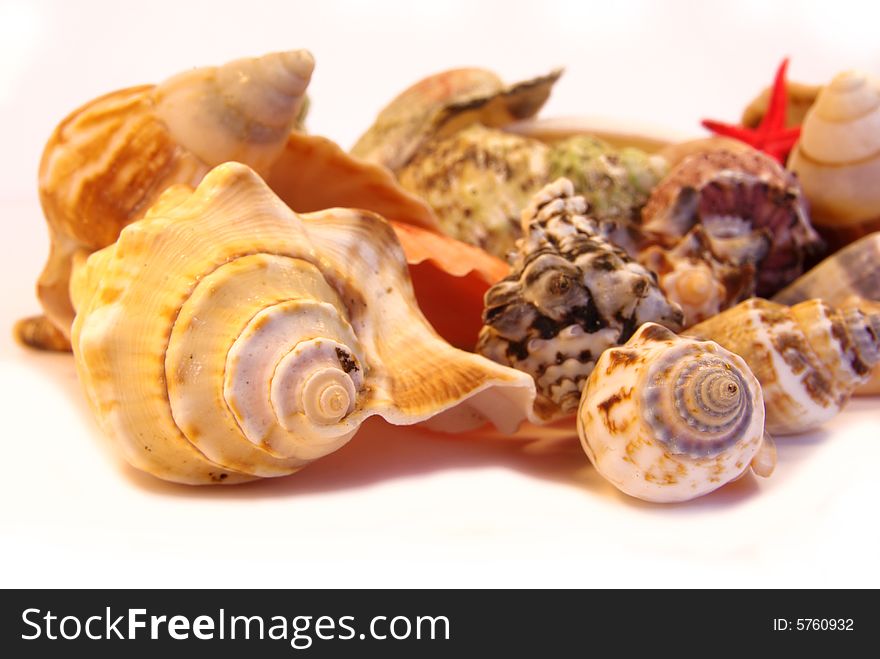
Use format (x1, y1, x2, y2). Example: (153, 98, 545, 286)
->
(687, 299, 880, 435)
(19, 50, 439, 352)
(351, 67, 562, 172)
(70, 163, 537, 485)
(788, 71, 880, 249)
(477, 179, 684, 422)
(578, 323, 772, 503)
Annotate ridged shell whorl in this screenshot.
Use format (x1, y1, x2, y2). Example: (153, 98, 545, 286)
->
(788, 71, 880, 245)
(477, 179, 684, 421)
(578, 323, 770, 503)
(70, 163, 536, 484)
(687, 299, 880, 435)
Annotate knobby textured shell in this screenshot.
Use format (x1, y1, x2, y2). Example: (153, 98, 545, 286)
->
(351, 67, 562, 172)
(687, 299, 880, 435)
(478, 179, 684, 421)
(578, 323, 771, 503)
(70, 163, 537, 485)
(19, 49, 440, 352)
(788, 71, 880, 247)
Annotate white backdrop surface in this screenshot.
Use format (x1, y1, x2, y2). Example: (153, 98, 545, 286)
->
(1, 0, 879, 588)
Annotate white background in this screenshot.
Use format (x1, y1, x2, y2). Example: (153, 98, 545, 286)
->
(1, 0, 878, 588)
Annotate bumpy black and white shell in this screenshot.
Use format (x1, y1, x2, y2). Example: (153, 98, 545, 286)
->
(477, 179, 684, 421)
(578, 323, 772, 503)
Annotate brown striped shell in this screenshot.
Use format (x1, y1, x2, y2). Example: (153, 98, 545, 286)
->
(687, 299, 880, 434)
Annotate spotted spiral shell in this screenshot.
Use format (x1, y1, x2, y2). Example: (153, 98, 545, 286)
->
(70, 163, 536, 484)
(578, 323, 771, 503)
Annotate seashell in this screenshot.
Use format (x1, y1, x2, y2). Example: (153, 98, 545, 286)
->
(477, 179, 684, 422)
(641, 148, 824, 298)
(397, 124, 550, 258)
(69, 163, 537, 485)
(772, 236, 880, 397)
(742, 79, 821, 130)
(351, 67, 561, 172)
(547, 134, 668, 227)
(640, 224, 764, 327)
(577, 322, 771, 503)
(687, 299, 880, 435)
(18, 50, 441, 352)
(773, 232, 880, 307)
(788, 71, 880, 249)
(390, 221, 509, 350)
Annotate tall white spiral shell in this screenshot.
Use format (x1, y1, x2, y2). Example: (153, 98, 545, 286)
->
(70, 163, 536, 484)
(788, 71, 880, 239)
(577, 323, 770, 503)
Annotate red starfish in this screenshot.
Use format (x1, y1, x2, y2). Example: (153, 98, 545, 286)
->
(702, 58, 801, 164)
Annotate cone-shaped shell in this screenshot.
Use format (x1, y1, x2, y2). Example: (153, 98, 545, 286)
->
(153, 50, 314, 176)
(70, 163, 536, 484)
(19, 50, 445, 352)
(577, 323, 769, 503)
(788, 71, 880, 246)
(27, 50, 314, 348)
(687, 299, 880, 435)
(352, 67, 562, 172)
(773, 232, 880, 306)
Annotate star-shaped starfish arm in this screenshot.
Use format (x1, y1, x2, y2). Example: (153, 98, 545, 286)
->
(702, 58, 802, 163)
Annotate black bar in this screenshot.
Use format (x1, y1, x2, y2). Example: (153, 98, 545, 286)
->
(0, 589, 873, 656)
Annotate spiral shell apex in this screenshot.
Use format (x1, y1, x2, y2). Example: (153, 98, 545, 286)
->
(687, 299, 880, 435)
(70, 163, 537, 484)
(578, 323, 769, 503)
(154, 50, 314, 176)
(24, 50, 314, 351)
(788, 71, 880, 246)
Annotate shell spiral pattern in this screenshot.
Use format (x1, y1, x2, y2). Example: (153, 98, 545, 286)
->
(578, 323, 771, 503)
(70, 164, 536, 484)
(687, 299, 880, 434)
(788, 71, 880, 247)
